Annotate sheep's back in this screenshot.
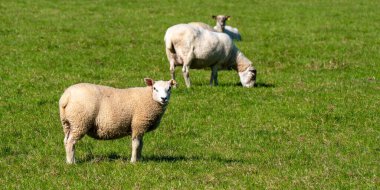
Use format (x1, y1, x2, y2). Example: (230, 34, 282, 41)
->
(188, 22, 216, 32)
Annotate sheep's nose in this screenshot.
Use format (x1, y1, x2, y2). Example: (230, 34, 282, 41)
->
(161, 97, 167, 101)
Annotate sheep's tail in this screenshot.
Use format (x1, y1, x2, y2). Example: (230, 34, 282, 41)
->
(59, 90, 70, 118)
(164, 31, 176, 54)
(59, 90, 71, 139)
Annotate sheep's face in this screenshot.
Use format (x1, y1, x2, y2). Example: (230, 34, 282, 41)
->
(212, 15, 230, 28)
(239, 67, 256, 88)
(145, 78, 176, 105)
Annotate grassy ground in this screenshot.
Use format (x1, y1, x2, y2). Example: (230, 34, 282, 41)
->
(1, 0, 379, 189)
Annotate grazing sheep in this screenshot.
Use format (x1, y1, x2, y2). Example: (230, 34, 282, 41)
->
(59, 78, 176, 164)
(164, 24, 256, 88)
(212, 15, 242, 41)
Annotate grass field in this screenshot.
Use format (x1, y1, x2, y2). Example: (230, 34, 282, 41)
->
(1, 0, 379, 189)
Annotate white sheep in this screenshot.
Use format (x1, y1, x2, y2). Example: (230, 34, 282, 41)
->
(164, 24, 256, 88)
(212, 15, 242, 41)
(59, 78, 176, 164)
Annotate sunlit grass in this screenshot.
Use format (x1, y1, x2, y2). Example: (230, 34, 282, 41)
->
(0, 0, 379, 188)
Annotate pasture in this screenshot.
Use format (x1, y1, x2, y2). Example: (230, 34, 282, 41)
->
(0, 0, 379, 188)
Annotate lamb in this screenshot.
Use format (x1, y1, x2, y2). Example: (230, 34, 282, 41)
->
(164, 24, 256, 88)
(59, 78, 176, 164)
(212, 15, 242, 41)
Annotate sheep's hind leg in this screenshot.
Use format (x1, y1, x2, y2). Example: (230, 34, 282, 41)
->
(65, 135, 77, 164)
(182, 65, 191, 88)
(210, 65, 218, 86)
(62, 119, 70, 145)
(182, 50, 193, 88)
(131, 135, 143, 163)
(169, 60, 177, 88)
(63, 120, 86, 164)
(62, 119, 76, 164)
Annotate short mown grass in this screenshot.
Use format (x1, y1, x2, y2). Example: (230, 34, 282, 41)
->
(0, 0, 379, 189)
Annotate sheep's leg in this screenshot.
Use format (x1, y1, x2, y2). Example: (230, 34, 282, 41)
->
(131, 135, 143, 163)
(65, 130, 84, 164)
(62, 119, 76, 164)
(169, 60, 177, 88)
(136, 136, 143, 161)
(62, 119, 70, 145)
(210, 65, 218, 86)
(182, 49, 194, 88)
(65, 135, 77, 164)
(182, 65, 191, 88)
(62, 119, 87, 164)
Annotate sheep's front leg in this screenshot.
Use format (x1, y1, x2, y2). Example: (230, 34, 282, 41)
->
(210, 65, 218, 86)
(182, 65, 191, 88)
(131, 135, 143, 163)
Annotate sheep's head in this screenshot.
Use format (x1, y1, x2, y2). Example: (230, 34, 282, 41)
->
(212, 15, 230, 29)
(238, 66, 256, 88)
(145, 78, 176, 105)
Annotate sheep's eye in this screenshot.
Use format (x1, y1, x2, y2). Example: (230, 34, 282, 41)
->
(153, 87, 157, 91)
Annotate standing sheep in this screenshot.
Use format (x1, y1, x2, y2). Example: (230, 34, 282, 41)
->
(212, 15, 242, 41)
(164, 24, 256, 88)
(59, 78, 176, 164)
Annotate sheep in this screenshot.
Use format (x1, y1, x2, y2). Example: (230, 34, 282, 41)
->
(212, 15, 242, 41)
(59, 78, 176, 164)
(164, 24, 256, 88)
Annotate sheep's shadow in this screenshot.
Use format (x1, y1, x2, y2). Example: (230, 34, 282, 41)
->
(79, 153, 244, 164)
(254, 82, 275, 88)
(79, 152, 128, 163)
(144, 155, 244, 163)
(193, 81, 275, 88)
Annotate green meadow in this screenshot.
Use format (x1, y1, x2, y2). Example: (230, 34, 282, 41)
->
(0, 0, 379, 188)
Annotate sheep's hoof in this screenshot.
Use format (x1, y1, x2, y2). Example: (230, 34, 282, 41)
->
(130, 158, 137, 163)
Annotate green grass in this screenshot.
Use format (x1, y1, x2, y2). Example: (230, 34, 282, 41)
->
(1, 0, 379, 188)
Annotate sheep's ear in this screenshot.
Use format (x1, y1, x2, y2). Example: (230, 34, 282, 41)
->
(144, 78, 154, 86)
(169, 79, 177, 87)
(212, 15, 216, 19)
